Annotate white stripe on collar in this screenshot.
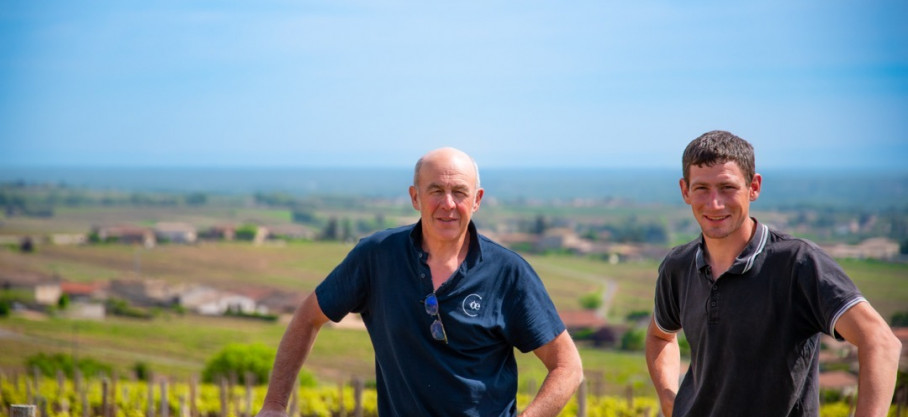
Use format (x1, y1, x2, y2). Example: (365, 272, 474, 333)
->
(741, 223, 769, 274)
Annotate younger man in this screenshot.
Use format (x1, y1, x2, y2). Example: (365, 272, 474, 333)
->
(645, 130, 900, 416)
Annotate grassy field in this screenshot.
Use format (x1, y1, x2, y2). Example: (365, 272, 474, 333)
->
(0, 313, 659, 397)
(2, 238, 906, 398)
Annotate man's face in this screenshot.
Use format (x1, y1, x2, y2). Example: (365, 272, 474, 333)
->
(409, 152, 483, 246)
(680, 161, 761, 242)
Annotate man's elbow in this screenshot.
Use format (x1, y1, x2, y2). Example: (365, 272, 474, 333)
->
(568, 358, 584, 391)
(860, 327, 902, 366)
(564, 348, 584, 391)
(552, 344, 584, 392)
(882, 331, 902, 360)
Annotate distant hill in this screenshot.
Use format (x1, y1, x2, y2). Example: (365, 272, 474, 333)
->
(1, 167, 906, 209)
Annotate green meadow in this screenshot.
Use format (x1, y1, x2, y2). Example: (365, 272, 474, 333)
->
(2, 241, 905, 397)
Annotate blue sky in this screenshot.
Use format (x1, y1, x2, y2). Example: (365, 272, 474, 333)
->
(1, 1, 906, 169)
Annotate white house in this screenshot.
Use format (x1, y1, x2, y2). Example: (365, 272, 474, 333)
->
(154, 222, 198, 244)
(178, 285, 257, 315)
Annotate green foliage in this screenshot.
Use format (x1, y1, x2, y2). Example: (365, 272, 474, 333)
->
(224, 307, 278, 322)
(818, 402, 853, 417)
(589, 217, 669, 244)
(170, 303, 187, 315)
(620, 328, 646, 351)
(298, 369, 319, 388)
(677, 332, 691, 357)
(533, 214, 547, 235)
(321, 217, 339, 241)
(202, 343, 278, 385)
(890, 311, 908, 326)
(57, 293, 70, 310)
(0, 299, 9, 317)
(625, 310, 651, 322)
(355, 213, 390, 236)
(292, 209, 316, 224)
(133, 361, 151, 381)
(896, 369, 907, 396)
(105, 298, 153, 319)
(19, 237, 36, 253)
(570, 328, 595, 340)
(25, 352, 112, 378)
(0, 288, 34, 306)
(0, 373, 879, 417)
(254, 192, 298, 207)
(578, 292, 602, 310)
(342, 218, 353, 242)
(235, 224, 258, 241)
(819, 388, 843, 404)
(508, 242, 535, 253)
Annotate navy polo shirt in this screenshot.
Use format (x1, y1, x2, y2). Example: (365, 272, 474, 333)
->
(316, 221, 565, 417)
(653, 220, 866, 417)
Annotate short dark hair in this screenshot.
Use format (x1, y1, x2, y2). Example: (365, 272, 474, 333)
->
(682, 130, 755, 184)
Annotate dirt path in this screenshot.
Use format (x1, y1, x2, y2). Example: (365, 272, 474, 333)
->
(534, 262, 618, 317)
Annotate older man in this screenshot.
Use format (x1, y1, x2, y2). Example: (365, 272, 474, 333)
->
(257, 147, 583, 417)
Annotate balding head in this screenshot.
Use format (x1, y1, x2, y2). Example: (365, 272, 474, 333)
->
(413, 147, 481, 190)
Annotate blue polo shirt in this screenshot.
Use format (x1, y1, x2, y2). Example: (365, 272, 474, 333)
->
(316, 221, 565, 417)
(653, 220, 866, 417)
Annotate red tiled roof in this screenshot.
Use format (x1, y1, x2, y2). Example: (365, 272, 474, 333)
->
(559, 310, 606, 329)
(233, 287, 274, 301)
(818, 371, 857, 390)
(61, 281, 102, 295)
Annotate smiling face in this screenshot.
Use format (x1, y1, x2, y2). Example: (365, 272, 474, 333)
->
(681, 161, 762, 244)
(409, 148, 483, 247)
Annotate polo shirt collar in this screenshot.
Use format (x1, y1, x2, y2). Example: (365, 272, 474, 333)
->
(409, 220, 484, 269)
(695, 218, 770, 276)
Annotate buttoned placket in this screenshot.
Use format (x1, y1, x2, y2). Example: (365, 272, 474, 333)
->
(416, 251, 431, 290)
(708, 281, 720, 325)
(702, 266, 720, 325)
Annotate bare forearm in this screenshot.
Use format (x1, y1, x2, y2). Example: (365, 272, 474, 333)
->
(261, 323, 318, 410)
(518, 365, 584, 417)
(519, 331, 583, 417)
(834, 302, 902, 417)
(645, 329, 680, 417)
(260, 295, 326, 414)
(853, 336, 901, 417)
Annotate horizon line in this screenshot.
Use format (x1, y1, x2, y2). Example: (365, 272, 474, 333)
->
(1, 164, 907, 173)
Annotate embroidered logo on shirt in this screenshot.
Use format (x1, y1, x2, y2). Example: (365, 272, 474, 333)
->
(462, 294, 482, 317)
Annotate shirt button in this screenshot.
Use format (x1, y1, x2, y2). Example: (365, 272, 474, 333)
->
(420, 273, 425, 278)
(710, 302, 717, 307)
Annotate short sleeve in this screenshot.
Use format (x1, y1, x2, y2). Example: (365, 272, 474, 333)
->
(315, 240, 372, 322)
(653, 257, 682, 334)
(794, 244, 864, 340)
(502, 261, 565, 353)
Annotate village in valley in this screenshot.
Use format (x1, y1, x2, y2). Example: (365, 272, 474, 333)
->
(1, 178, 907, 403)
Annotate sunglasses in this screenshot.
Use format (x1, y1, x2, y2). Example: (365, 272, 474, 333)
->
(424, 293, 448, 344)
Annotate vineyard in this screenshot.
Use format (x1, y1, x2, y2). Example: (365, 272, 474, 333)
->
(1, 369, 899, 417)
(0, 370, 663, 417)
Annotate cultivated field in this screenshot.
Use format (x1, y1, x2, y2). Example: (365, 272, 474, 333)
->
(2, 239, 906, 398)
